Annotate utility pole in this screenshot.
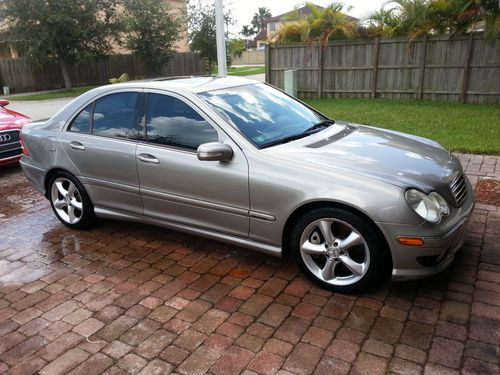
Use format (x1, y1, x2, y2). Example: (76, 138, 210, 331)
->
(215, 0, 227, 76)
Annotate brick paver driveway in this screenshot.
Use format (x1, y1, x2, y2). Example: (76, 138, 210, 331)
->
(0, 154, 498, 375)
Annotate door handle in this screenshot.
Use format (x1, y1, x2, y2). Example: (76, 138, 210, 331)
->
(137, 153, 159, 164)
(69, 141, 85, 151)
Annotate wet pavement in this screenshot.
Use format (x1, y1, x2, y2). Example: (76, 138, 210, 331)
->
(0, 154, 499, 375)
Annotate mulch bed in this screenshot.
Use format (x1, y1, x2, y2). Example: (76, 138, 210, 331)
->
(474, 178, 500, 206)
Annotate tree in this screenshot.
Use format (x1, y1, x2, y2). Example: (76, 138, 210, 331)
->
(228, 39, 246, 57)
(251, 7, 272, 32)
(241, 25, 257, 38)
(188, 1, 233, 72)
(366, 0, 500, 39)
(1, 0, 120, 89)
(123, 0, 182, 75)
(241, 7, 271, 36)
(275, 3, 357, 45)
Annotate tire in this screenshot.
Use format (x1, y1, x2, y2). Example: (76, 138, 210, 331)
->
(48, 171, 97, 229)
(290, 207, 389, 293)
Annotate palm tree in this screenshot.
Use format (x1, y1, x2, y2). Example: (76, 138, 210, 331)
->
(275, 2, 358, 45)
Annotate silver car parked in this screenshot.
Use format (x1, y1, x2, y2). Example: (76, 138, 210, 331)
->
(20, 77, 474, 292)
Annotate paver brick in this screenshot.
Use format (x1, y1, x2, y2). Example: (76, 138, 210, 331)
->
(248, 351, 284, 375)
(39, 348, 90, 375)
(0, 162, 498, 375)
(283, 342, 323, 375)
(209, 346, 254, 375)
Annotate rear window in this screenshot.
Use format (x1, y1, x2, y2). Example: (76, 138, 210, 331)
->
(68, 104, 93, 134)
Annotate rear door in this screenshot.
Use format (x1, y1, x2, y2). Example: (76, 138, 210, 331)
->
(136, 91, 250, 237)
(60, 91, 144, 214)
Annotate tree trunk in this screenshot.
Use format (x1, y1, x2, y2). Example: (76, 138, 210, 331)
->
(61, 63, 72, 90)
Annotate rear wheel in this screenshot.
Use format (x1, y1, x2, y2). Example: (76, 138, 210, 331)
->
(291, 207, 388, 293)
(49, 172, 97, 229)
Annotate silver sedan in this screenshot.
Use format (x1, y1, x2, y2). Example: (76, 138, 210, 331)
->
(20, 77, 474, 293)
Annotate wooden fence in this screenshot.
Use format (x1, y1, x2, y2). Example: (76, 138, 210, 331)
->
(232, 50, 265, 66)
(266, 34, 500, 104)
(0, 52, 206, 94)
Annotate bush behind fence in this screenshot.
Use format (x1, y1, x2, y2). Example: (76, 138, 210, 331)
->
(266, 34, 500, 104)
(0, 52, 206, 94)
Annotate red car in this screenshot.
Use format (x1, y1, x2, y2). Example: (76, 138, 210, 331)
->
(0, 100, 31, 166)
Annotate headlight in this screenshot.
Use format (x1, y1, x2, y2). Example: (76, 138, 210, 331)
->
(405, 189, 450, 223)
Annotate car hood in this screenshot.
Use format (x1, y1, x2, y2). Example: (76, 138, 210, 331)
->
(0, 107, 31, 130)
(267, 122, 461, 195)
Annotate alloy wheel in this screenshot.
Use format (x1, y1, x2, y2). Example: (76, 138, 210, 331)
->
(50, 177, 83, 224)
(299, 218, 370, 286)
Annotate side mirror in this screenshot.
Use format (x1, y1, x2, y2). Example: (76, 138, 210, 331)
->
(0, 100, 9, 107)
(197, 142, 233, 162)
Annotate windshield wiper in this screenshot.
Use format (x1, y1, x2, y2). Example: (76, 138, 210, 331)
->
(259, 133, 310, 149)
(259, 119, 335, 149)
(302, 119, 335, 135)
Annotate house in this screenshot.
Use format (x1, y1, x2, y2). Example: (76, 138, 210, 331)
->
(0, 0, 189, 59)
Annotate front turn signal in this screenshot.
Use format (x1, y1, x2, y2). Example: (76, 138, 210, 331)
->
(397, 237, 425, 246)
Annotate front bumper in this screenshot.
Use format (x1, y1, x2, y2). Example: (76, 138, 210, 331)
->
(378, 178, 475, 281)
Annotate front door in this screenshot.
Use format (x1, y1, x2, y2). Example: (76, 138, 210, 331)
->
(136, 91, 249, 237)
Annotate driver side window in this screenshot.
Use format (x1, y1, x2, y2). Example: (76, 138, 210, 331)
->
(146, 93, 218, 150)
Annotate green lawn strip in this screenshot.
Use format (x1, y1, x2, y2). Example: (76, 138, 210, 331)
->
(8, 85, 97, 101)
(306, 98, 500, 155)
(228, 66, 265, 76)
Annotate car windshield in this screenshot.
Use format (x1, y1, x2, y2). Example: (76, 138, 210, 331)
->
(199, 83, 328, 148)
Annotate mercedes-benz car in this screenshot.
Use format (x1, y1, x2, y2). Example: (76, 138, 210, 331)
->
(20, 77, 474, 292)
(0, 100, 32, 167)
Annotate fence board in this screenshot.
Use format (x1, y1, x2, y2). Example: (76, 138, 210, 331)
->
(268, 35, 500, 104)
(0, 52, 206, 94)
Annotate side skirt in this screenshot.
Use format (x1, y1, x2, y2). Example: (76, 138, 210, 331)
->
(94, 206, 283, 258)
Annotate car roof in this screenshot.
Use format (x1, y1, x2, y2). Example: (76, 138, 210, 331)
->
(91, 76, 262, 95)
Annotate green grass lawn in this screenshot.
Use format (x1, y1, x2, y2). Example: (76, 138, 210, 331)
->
(227, 66, 265, 76)
(306, 98, 500, 155)
(9, 86, 97, 101)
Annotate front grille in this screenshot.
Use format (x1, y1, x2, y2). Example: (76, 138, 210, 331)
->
(450, 174, 467, 207)
(0, 147, 22, 160)
(0, 130, 22, 161)
(0, 129, 20, 143)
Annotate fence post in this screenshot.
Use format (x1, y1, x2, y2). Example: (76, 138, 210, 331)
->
(461, 33, 474, 104)
(371, 38, 380, 98)
(317, 45, 323, 98)
(265, 46, 271, 83)
(417, 35, 428, 100)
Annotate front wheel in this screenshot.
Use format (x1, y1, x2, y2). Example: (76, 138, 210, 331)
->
(290, 207, 389, 293)
(49, 172, 97, 229)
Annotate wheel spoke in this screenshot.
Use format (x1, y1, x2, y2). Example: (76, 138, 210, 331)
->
(301, 240, 326, 255)
(340, 254, 364, 276)
(341, 231, 363, 250)
(55, 181, 67, 196)
(67, 205, 76, 223)
(54, 199, 66, 210)
(318, 220, 335, 244)
(321, 259, 338, 280)
(71, 199, 83, 210)
(67, 182, 76, 198)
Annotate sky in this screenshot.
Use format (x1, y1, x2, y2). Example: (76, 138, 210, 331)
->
(225, 0, 387, 34)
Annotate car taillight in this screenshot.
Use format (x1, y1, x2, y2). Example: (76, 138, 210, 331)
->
(19, 131, 30, 156)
